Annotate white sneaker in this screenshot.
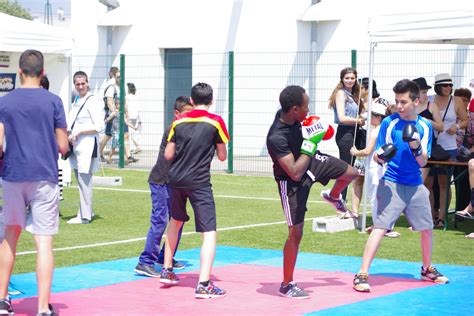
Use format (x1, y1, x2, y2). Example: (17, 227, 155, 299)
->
(67, 217, 90, 224)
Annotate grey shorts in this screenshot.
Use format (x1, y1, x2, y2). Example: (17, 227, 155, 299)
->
(3, 180, 59, 235)
(374, 179, 433, 231)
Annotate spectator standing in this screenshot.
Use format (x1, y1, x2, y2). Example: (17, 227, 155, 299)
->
(0, 49, 69, 315)
(328, 67, 366, 203)
(66, 71, 104, 224)
(126, 83, 142, 154)
(428, 73, 468, 228)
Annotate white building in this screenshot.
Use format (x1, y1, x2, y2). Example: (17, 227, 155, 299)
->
(69, 0, 473, 172)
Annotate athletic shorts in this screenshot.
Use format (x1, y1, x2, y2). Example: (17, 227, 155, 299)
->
(374, 179, 433, 231)
(277, 178, 312, 226)
(169, 185, 216, 232)
(2, 180, 59, 235)
(305, 151, 349, 186)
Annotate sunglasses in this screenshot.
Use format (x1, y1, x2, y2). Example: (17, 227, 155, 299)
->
(441, 84, 453, 88)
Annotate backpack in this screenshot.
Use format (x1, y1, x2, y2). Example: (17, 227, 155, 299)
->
(103, 84, 117, 112)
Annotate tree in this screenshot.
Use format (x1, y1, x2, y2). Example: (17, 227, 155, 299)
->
(0, 0, 32, 20)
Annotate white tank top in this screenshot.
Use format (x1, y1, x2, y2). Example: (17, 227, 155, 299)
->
(432, 95, 457, 150)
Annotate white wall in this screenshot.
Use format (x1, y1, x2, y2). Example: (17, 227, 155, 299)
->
(69, 0, 474, 166)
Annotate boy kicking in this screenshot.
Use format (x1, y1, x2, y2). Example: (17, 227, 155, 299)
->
(267, 85, 358, 298)
(353, 79, 448, 292)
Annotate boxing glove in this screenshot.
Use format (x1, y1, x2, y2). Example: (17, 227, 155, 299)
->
(301, 116, 328, 144)
(402, 123, 422, 157)
(303, 116, 334, 141)
(375, 143, 397, 163)
(323, 124, 335, 140)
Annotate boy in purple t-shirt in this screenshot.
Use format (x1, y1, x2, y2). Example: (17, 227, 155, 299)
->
(0, 50, 69, 316)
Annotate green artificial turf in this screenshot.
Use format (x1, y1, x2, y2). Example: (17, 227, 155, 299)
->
(11, 169, 474, 274)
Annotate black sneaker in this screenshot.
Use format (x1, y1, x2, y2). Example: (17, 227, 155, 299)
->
(159, 268, 180, 285)
(353, 273, 371, 292)
(421, 266, 449, 284)
(0, 297, 14, 315)
(157, 259, 186, 270)
(278, 282, 309, 299)
(134, 263, 161, 278)
(36, 304, 58, 316)
(127, 156, 139, 163)
(195, 281, 227, 299)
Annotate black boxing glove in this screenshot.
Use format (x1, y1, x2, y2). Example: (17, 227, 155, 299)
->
(376, 143, 397, 164)
(402, 123, 422, 157)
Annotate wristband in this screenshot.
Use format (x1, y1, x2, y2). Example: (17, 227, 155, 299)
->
(411, 144, 422, 157)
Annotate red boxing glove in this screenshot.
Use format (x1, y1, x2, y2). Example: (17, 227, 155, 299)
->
(301, 115, 334, 141)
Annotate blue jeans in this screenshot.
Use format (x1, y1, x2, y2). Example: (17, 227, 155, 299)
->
(138, 183, 183, 265)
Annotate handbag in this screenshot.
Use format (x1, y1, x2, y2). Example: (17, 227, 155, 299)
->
(430, 96, 452, 161)
(431, 144, 450, 161)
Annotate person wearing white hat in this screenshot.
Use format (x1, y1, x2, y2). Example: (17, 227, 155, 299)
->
(427, 73, 468, 228)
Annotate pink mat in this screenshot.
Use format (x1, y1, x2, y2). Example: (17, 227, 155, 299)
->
(13, 264, 435, 315)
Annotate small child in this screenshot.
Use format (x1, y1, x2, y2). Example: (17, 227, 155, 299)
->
(351, 103, 399, 237)
(134, 96, 193, 277)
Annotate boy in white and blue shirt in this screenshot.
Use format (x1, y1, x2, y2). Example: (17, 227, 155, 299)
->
(353, 79, 449, 293)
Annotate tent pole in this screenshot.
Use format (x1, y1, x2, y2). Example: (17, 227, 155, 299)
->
(361, 41, 376, 232)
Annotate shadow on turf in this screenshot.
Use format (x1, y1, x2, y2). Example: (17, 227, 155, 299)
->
(10, 297, 68, 315)
(158, 273, 224, 289)
(61, 214, 104, 223)
(257, 276, 346, 297)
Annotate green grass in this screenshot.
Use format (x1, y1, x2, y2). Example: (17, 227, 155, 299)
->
(12, 168, 474, 274)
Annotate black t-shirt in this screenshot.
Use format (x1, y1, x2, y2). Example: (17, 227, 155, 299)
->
(266, 109, 303, 181)
(168, 109, 229, 189)
(148, 127, 171, 184)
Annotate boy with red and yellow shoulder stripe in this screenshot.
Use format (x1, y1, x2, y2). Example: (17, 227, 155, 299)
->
(160, 82, 229, 299)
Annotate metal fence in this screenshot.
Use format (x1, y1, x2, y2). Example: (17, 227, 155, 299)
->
(72, 48, 474, 175)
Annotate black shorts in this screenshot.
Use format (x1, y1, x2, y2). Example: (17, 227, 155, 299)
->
(105, 122, 113, 136)
(277, 178, 312, 226)
(305, 151, 349, 186)
(169, 185, 216, 232)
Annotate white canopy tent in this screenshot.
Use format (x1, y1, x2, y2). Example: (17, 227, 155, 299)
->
(0, 12, 74, 183)
(0, 12, 73, 96)
(361, 1, 474, 229)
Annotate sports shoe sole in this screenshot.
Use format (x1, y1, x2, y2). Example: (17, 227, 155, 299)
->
(278, 292, 310, 299)
(421, 276, 449, 284)
(159, 278, 180, 285)
(353, 284, 371, 292)
(134, 268, 160, 278)
(195, 293, 227, 299)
